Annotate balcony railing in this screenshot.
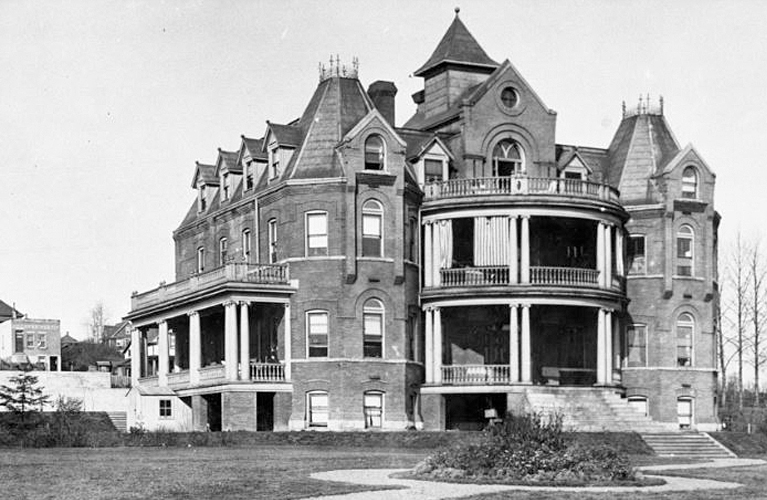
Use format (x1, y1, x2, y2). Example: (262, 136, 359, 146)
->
(167, 370, 190, 386)
(530, 266, 599, 286)
(437, 266, 604, 288)
(131, 262, 289, 310)
(423, 176, 619, 203)
(442, 365, 511, 385)
(199, 365, 226, 381)
(250, 362, 285, 382)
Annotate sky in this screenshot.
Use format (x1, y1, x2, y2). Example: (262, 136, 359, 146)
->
(1, 0, 766, 340)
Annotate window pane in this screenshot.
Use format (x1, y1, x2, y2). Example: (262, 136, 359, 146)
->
(626, 325, 647, 367)
(309, 393, 328, 426)
(307, 214, 327, 235)
(362, 214, 381, 236)
(677, 238, 692, 258)
(424, 159, 443, 181)
(364, 313, 382, 336)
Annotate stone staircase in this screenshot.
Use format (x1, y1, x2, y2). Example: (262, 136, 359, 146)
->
(523, 387, 671, 432)
(640, 432, 736, 459)
(106, 411, 128, 432)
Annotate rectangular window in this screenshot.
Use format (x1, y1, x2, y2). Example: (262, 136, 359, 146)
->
(26, 334, 35, 349)
(362, 213, 382, 257)
(308, 392, 328, 427)
(197, 247, 205, 273)
(624, 325, 647, 367)
(268, 219, 278, 263)
(159, 399, 172, 418)
(37, 334, 47, 350)
(219, 238, 228, 266)
(198, 186, 207, 211)
(245, 163, 254, 190)
(269, 147, 280, 179)
(677, 237, 693, 276)
(222, 173, 229, 200)
(306, 212, 328, 256)
(424, 159, 443, 183)
(242, 229, 251, 261)
(407, 217, 417, 262)
(629, 236, 646, 274)
(307, 312, 328, 358)
(363, 393, 383, 428)
(14, 330, 24, 353)
(363, 312, 383, 358)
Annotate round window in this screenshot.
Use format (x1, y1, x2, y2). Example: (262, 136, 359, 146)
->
(500, 87, 519, 109)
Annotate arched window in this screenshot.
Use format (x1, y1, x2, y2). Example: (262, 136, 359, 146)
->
(307, 391, 328, 427)
(363, 391, 384, 428)
(676, 313, 694, 367)
(362, 200, 383, 257)
(682, 166, 698, 199)
(363, 299, 384, 358)
(364, 135, 385, 170)
(219, 237, 228, 266)
(492, 139, 524, 176)
(676, 225, 694, 276)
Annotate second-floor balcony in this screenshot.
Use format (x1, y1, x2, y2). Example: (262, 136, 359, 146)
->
(131, 262, 290, 312)
(439, 265, 602, 288)
(423, 176, 620, 204)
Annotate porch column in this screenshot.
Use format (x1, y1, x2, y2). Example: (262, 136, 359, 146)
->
(172, 329, 181, 373)
(596, 222, 605, 287)
(605, 224, 613, 288)
(509, 304, 519, 383)
(520, 215, 530, 284)
(239, 301, 250, 381)
(509, 216, 519, 284)
(157, 320, 169, 386)
(616, 229, 624, 276)
(596, 308, 606, 385)
(130, 324, 140, 385)
(224, 301, 238, 381)
(432, 222, 441, 287)
(424, 223, 433, 287)
(605, 309, 613, 384)
(424, 308, 434, 384)
(434, 307, 443, 384)
(613, 314, 621, 384)
(283, 303, 292, 381)
(189, 311, 201, 385)
(520, 304, 532, 383)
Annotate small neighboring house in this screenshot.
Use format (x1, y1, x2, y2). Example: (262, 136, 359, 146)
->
(60, 333, 79, 350)
(0, 302, 62, 371)
(104, 321, 131, 350)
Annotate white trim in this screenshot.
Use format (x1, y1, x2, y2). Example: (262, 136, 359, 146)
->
(306, 309, 329, 359)
(363, 298, 385, 359)
(423, 207, 622, 225)
(305, 211, 329, 257)
(422, 296, 620, 310)
(283, 255, 346, 263)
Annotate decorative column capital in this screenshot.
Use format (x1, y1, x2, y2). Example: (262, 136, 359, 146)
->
(284, 302, 291, 310)
(520, 214, 531, 221)
(187, 311, 199, 318)
(239, 300, 251, 307)
(158, 320, 167, 327)
(521, 303, 532, 310)
(223, 300, 237, 308)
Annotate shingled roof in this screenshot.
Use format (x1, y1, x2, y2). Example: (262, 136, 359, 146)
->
(414, 10, 499, 77)
(606, 113, 680, 204)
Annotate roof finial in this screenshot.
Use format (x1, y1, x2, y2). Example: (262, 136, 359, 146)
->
(622, 101, 626, 118)
(659, 95, 664, 115)
(454, 6, 460, 16)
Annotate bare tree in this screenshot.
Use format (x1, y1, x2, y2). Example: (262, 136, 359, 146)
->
(749, 239, 767, 407)
(722, 231, 751, 410)
(89, 302, 108, 343)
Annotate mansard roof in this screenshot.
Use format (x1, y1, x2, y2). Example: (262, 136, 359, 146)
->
(265, 122, 302, 148)
(414, 11, 499, 77)
(606, 111, 681, 203)
(282, 75, 374, 180)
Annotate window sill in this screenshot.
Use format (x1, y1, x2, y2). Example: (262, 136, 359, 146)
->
(673, 275, 705, 281)
(357, 257, 394, 263)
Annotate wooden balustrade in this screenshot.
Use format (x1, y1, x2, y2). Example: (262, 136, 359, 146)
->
(250, 362, 285, 382)
(423, 176, 620, 202)
(440, 267, 510, 287)
(441, 365, 512, 385)
(435, 266, 604, 288)
(529, 266, 599, 286)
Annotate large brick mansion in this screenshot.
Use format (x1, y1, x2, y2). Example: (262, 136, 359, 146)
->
(126, 11, 719, 432)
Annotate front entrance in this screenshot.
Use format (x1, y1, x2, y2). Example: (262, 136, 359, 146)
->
(677, 397, 693, 429)
(257, 392, 274, 431)
(203, 393, 222, 431)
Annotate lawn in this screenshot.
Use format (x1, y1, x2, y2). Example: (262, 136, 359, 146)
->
(1, 445, 765, 500)
(0, 445, 427, 500)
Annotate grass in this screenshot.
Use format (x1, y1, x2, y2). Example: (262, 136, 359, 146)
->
(0, 445, 427, 500)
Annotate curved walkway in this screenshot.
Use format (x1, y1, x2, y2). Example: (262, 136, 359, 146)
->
(306, 458, 765, 500)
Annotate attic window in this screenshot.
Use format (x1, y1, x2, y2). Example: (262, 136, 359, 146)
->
(269, 146, 280, 180)
(492, 139, 524, 176)
(500, 87, 519, 109)
(364, 135, 385, 170)
(198, 185, 207, 212)
(222, 173, 230, 200)
(682, 166, 698, 199)
(245, 162, 254, 190)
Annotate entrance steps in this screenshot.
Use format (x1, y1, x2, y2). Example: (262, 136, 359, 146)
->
(106, 411, 128, 432)
(640, 432, 736, 459)
(522, 387, 671, 432)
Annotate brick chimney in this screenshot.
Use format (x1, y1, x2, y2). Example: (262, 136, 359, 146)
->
(367, 81, 398, 126)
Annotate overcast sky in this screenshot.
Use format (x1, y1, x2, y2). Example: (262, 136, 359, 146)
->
(1, 0, 764, 340)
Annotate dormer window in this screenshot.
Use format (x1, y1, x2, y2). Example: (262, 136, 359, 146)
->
(196, 247, 205, 273)
(492, 139, 524, 176)
(245, 162, 254, 190)
(424, 158, 444, 183)
(364, 135, 385, 170)
(221, 172, 230, 200)
(198, 185, 207, 212)
(219, 237, 228, 266)
(682, 166, 698, 199)
(269, 146, 280, 180)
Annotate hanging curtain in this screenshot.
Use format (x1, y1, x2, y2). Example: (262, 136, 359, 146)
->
(474, 216, 510, 266)
(439, 220, 453, 269)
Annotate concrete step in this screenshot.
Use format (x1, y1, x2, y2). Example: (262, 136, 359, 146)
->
(640, 432, 735, 458)
(106, 411, 128, 432)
